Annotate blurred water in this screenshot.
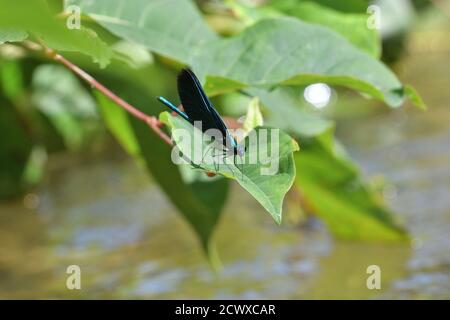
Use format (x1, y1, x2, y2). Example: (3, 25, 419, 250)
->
(0, 154, 413, 299)
(337, 45, 450, 298)
(1, 32, 449, 299)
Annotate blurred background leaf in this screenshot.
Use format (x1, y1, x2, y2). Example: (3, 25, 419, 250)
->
(295, 129, 407, 241)
(31, 64, 98, 150)
(0, 99, 34, 198)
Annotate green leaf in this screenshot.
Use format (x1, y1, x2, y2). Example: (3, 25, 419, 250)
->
(405, 85, 427, 110)
(42, 26, 112, 68)
(66, 0, 217, 64)
(0, 0, 112, 67)
(203, 76, 247, 96)
(22, 145, 47, 186)
(0, 98, 33, 198)
(31, 64, 98, 150)
(248, 87, 333, 137)
(271, 2, 381, 57)
(193, 17, 407, 107)
(0, 28, 28, 45)
(95, 92, 140, 157)
(243, 97, 264, 133)
(298, 0, 368, 13)
(111, 40, 153, 69)
(295, 130, 408, 241)
(160, 112, 299, 224)
(228, 1, 380, 56)
(224, 0, 282, 26)
(0, 60, 24, 100)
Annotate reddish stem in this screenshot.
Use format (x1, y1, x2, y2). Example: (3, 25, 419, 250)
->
(43, 47, 173, 146)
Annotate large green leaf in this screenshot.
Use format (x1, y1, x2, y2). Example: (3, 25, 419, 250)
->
(194, 17, 407, 107)
(295, 130, 408, 241)
(67, 0, 217, 64)
(270, 1, 381, 57)
(227, 0, 380, 56)
(0, 0, 112, 67)
(31, 65, 98, 150)
(160, 112, 299, 224)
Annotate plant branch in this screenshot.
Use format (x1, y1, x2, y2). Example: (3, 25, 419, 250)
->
(29, 43, 173, 146)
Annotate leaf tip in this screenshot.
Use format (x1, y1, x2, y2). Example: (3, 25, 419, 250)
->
(292, 139, 300, 152)
(405, 85, 427, 111)
(243, 97, 264, 132)
(158, 111, 171, 125)
(206, 241, 223, 273)
(274, 214, 282, 225)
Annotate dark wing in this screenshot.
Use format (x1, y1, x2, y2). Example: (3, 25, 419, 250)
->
(207, 101, 238, 148)
(186, 69, 237, 147)
(177, 69, 226, 134)
(177, 69, 236, 148)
